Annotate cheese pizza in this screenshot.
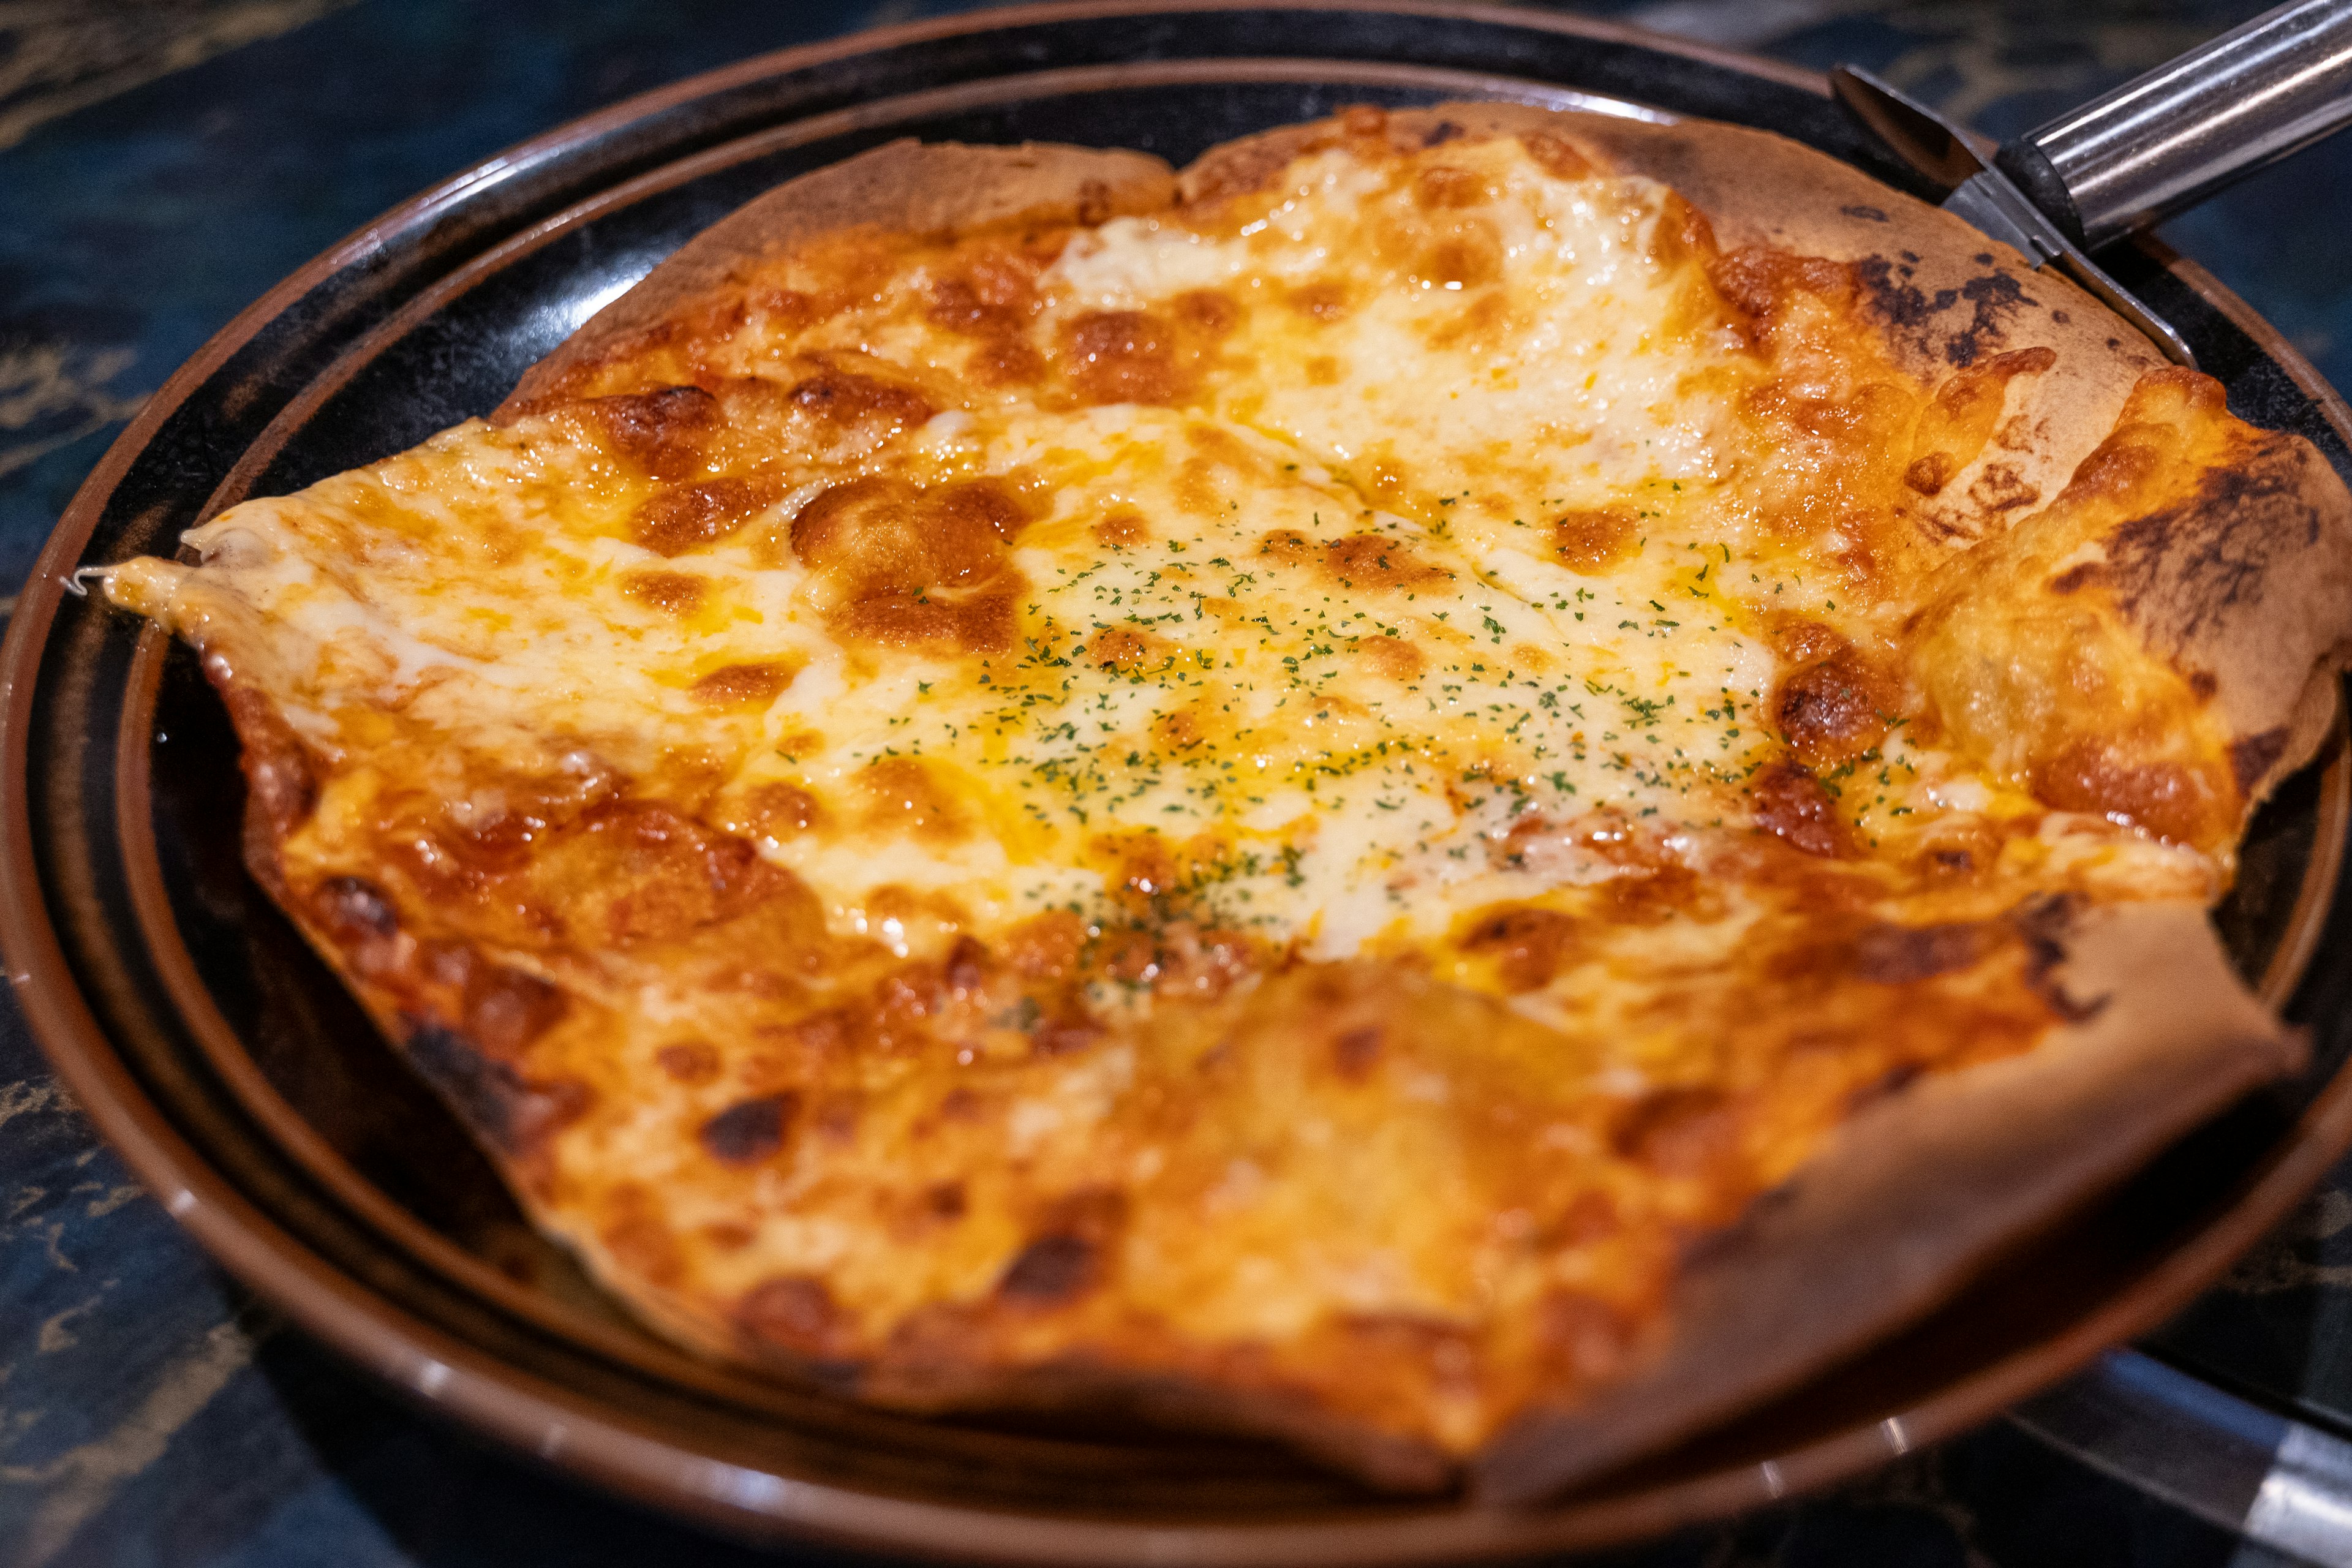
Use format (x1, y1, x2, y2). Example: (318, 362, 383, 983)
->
(102, 104, 2352, 1498)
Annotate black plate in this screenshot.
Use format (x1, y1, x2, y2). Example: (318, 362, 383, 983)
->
(7, 5, 2352, 1562)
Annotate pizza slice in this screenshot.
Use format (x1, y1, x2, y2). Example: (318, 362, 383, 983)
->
(102, 104, 2352, 1498)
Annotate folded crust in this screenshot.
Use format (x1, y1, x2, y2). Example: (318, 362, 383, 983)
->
(1184, 105, 2157, 521)
(1474, 896, 2302, 1500)
(1192, 106, 2352, 810)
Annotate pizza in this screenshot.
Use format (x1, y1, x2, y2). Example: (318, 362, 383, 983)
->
(100, 103, 2352, 1499)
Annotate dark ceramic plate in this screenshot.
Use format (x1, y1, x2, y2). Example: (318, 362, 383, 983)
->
(9, 4, 2352, 1562)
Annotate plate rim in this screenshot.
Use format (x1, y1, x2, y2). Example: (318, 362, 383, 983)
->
(9, 4, 2352, 1561)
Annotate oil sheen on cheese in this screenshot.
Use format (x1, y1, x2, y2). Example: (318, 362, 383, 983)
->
(104, 130, 2209, 979)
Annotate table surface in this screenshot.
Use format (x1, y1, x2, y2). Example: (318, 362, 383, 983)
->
(6, 1, 2352, 1563)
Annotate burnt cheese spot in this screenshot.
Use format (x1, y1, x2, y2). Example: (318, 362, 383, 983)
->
(655, 1040, 720, 1083)
(459, 959, 568, 1057)
(1092, 508, 1148, 548)
(1172, 288, 1238, 334)
(1415, 164, 1494, 209)
(1519, 130, 1594, 181)
(702, 1221, 756, 1252)
(930, 278, 1021, 336)
(1708, 248, 1855, 351)
(632, 475, 783, 557)
(1551, 509, 1638, 575)
(750, 286, 820, 331)
(927, 254, 1049, 386)
(1258, 528, 1311, 563)
(967, 337, 1046, 386)
(1287, 279, 1351, 321)
(699, 1093, 796, 1166)
(997, 1234, 1096, 1303)
(1332, 1025, 1383, 1080)
(620, 570, 707, 615)
(737, 1275, 854, 1363)
(1002, 911, 1086, 981)
(598, 1185, 684, 1287)
(997, 1189, 1125, 1303)
(1904, 451, 1957, 496)
(1774, 630, 1891, 769)
(861, 757, 970, 842)
(741, 781, 823, 838)
(786, 367, 935, 434)
(1153, 703, 1215, 754)
(1416, 222, 1502, 292)
(312, 875, 397, 943)
(1087, 625, 1172, 673)
(1593, 862, 1708, 925)
(548, 801, 793, 948)
(690, 662, 795, 707)
(1613, 1087, 1741, 1180)
(1355, 635, 1426, 680)
(1030, 1012, 1102, 1057)
(589, 385, 719, 480)
(1322, 534, 1452, 590)
(1065, 309, 1186, 405)
(791, 475, 1034, 653)
(943, 935, 988, 997)
(1751, 760, 1849, 858)
(1461, 906, 1581, 992)
(1060, 295, 1233, 407)
(2029, 740, 2231, 846)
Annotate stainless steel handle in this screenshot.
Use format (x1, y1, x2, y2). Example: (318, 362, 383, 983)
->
(2015, 0, 2352, 250)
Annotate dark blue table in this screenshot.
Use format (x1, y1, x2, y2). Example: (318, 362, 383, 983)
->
(7, 3, 2352, 1562)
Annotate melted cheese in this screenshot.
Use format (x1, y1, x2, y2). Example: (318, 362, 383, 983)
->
(109, 134, 2214, 973)
(98, 115, 2260, 1462)
(1053, 145, 1738, 507)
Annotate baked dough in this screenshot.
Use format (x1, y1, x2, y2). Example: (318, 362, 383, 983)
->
(104, 104, 2352, 1500)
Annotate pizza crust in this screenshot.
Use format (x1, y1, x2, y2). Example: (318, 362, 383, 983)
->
(1474, 895, 2301, 1500)
(1184, 105, 2157, 519)
(500, 138, 1176, 415)
(1193, 106, 2352, 810)
(179, 104, 2347, 1500)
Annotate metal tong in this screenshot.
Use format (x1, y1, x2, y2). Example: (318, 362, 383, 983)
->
(1833, 0, 2352, 369)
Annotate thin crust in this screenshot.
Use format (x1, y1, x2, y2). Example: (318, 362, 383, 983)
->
(145, 104, 2352, 1503)
(500, 139, 1176, 415)
(1474, 895, 2301, 1499)
(1190, 106, 2352, 807)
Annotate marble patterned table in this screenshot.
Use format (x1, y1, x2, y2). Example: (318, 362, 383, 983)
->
(5, 2, 2351, 1562)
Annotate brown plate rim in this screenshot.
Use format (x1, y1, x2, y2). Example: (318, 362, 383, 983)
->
(7, 4, 2352, 1562)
